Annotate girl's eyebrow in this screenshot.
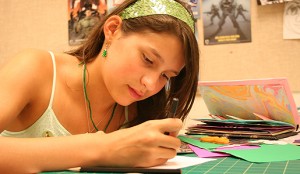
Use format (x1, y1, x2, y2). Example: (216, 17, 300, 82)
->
(149, 47, 163, 63)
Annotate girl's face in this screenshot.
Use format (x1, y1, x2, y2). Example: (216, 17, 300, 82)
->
(102, 31, 185, 106)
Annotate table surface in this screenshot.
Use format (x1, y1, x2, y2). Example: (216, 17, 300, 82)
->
(182, 155, 300, 174)
(43, 153, 300, 174)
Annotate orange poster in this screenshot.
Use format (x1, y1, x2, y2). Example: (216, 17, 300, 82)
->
(68, 0, 107, 45)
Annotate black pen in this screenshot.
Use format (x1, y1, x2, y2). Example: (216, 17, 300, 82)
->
(165, 98, 179, 136)
(169, 98, 179, 118)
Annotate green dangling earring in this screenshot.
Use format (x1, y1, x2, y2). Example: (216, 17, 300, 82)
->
(102, 43, 109, 58)
(102, 49, 107, 57)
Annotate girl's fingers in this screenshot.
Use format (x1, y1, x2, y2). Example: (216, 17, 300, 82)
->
(156, 118, 183, 135)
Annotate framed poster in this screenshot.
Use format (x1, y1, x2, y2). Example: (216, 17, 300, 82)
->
(202, 0, 251, 45)
(188, 0, 201, 19)
(68, 0, 107, 45)
(283, 0, 300, 39)
(257, 0, 293, 6)
(113, 0, 125, 6)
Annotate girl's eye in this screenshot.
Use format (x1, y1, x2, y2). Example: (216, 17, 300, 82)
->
(143, 55, 153, 64)
(161, 73, 170, 81)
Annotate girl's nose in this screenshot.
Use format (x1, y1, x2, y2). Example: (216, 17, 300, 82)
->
(141, 73, 160, 92)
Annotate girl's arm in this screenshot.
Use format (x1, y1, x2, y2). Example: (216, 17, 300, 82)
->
(0, 118, 182, 173)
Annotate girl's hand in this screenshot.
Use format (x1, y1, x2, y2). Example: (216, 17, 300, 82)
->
(94, 118, 183, 167)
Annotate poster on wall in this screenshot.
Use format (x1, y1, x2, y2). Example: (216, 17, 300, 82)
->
(106, 0, 124, 12)
(68, 0, 107, 45)
(185, 0, 201, 19)
(113, 0, 125, 6)
(283, 0, 300, 39)
(202, 0, 251, 45)
(257, 0, 293, 6)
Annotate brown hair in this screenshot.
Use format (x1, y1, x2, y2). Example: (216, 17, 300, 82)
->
(67, 0, 199, 127)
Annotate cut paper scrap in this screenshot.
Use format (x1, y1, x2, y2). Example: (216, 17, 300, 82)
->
(216, 144, 300, 163)
(189, 144, 260, 158)
(189, 144, 230, 158)
(149, 155, 216, 169)
(178, 135, 223, 150)
(294, 139, 300, 144)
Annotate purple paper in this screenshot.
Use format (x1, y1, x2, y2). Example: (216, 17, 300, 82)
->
(294, 139, 300, 143)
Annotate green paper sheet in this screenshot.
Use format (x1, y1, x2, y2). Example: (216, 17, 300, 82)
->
(178, 135, 223, 150)
(216, 144, 300, 163)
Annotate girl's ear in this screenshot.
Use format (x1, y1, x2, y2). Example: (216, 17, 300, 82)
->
(103, 15, 123, 40)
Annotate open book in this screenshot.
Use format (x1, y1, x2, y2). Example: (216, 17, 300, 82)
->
(187, 78, 299, 139)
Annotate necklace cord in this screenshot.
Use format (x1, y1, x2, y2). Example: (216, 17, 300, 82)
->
(83, 63, 98, 131)
(104, 103, 117, 132)
(82, 63, 117, 132)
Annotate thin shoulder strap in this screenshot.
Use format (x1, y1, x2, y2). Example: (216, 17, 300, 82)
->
(48, 51, 57, 108)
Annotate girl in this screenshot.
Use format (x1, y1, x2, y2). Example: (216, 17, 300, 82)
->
(0, 0, 199, 172)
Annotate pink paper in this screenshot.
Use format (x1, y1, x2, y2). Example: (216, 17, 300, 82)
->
(188, 145, 230, 158)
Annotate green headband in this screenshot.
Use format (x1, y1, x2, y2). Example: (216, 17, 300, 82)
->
(120, 0, 195, 32)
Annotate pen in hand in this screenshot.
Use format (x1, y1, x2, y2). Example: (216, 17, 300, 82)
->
(169, 98, 179, 118)
(164, 98, 179, 136)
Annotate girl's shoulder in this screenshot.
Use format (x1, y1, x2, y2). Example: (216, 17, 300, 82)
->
(11, 48, 54, 68)
(0, 49, 56, 92)
(2, 49, 54, 71)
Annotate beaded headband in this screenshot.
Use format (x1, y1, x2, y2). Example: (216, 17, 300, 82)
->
(120, 0, 195, 32)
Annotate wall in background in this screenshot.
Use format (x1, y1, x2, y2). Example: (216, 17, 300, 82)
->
(0, 0, 299, 91)
(0, 0, 69, 66)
